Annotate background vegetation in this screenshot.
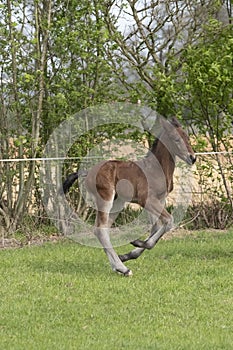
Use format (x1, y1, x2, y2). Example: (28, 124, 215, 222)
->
(0, 0, 232, 236)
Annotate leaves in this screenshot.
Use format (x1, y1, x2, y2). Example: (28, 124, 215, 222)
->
(1, 1, 233, 232)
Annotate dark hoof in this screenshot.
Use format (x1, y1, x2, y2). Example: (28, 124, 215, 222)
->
(130, 239, 146, 248)
(118, 254, 128, 262)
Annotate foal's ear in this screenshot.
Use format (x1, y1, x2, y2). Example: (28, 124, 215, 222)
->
(160, 118, 175, 133)
(160, 117, 181, 132)
(170, 117, 181, 128)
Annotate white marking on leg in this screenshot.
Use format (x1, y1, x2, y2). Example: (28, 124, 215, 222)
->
(95, 227, 132, 274)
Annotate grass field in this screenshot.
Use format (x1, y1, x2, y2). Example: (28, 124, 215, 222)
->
(0, 229, 233, 350)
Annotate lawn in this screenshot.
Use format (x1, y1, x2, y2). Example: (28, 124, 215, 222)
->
(0, 229, 232, 350)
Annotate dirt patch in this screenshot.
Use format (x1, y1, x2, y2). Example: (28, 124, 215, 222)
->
(0, 230, 188, 249)
(0, 228, 228, 249)
(0, 235, 64, 249)
(163, 228, 229, 240)
(162, 228, 195, 240)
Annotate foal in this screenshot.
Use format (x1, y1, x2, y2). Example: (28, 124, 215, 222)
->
(63, 117, 196, 276)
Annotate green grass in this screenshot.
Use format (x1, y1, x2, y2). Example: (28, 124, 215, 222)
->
(0, 229, 233, 350)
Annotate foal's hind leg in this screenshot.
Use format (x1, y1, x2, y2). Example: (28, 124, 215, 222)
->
(119, 247, 145, 262)
(131, 209, 174, 250)
(94, 196, 132, 276)
(119, 211, 163, 262)
(107, 197, 126, 228)
(119, 222, 160, 262)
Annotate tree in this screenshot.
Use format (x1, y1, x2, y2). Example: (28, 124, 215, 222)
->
(102, 0, 223, 112)
(177, 20, 233, 218)
(0, 0, 117, 234)
(0, 0, 52, 232)
(1, 0, 232, 234)
(102, 1, 233, 226)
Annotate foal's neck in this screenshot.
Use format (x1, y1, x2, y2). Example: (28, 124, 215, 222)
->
(150, 134, 175, 190)
(151, 136, 174, 164)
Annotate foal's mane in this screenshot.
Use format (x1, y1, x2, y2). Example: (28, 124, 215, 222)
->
(145, 132, 162, 158)
(150, 137, 160, 154)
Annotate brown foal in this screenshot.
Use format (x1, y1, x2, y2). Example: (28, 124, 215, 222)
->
(63, 117, 196, 276)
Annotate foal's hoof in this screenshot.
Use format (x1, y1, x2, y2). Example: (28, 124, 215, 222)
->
(130, 239, 146, 248)
(116, 268, 133, 277)
(118, 254, 128, 262)
(124, 269, 133, 277)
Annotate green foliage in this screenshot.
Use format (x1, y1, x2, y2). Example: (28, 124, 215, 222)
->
(1, 1, 233, 233)
(0, 0, 121, 232)
(42, 0, 118, 141)
(179, 20, 233, 128)
(169, 20, 233, 221)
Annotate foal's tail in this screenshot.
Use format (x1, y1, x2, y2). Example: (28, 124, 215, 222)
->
(62, 172, 80, 194)
(62, 170, 88, 194)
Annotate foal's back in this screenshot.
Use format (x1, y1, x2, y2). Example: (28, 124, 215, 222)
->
(85, 159, 166, 207)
